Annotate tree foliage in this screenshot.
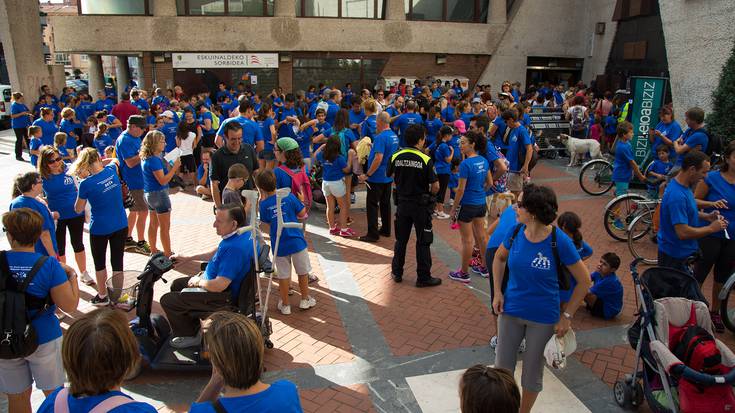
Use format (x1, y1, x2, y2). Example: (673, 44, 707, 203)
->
(706, 38, 735, 145)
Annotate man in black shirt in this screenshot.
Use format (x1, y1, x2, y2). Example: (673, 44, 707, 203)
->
(210, 121, 258, 208)
(388, 124, 442, 287)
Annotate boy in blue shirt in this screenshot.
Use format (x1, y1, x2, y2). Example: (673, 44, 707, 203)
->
(448, 159, 460, 205)
(585, 252, 624, 320)
(646, 146, 672, 199)
(612, 122, 647, 230)
(28, 125, 43, 167)
(256, 169, 316, 316)
(433, 128, 454, 219)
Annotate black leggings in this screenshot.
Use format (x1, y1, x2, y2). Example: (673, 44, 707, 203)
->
(436, 173, 450, 205)
(13, 127, 27, 158)
(89, 227, 128, 272)
(55, 215, 85, 257)
(694, 236, 735, 284)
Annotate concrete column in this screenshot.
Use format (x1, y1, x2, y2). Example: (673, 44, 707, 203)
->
(88, 54, 105, 97)
(136, 56, 146, 90)
(0, 0, 63, 99)
(489, 0, 506, 24)
(385, 0, 406, 20)
(274, 0, 296, 17)
(152, 0, 177, 16)
(115, 56, 131, 98)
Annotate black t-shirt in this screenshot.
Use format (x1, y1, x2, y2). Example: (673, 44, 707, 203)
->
(210, 143, 258, 191)
(388, 147, 437, 203)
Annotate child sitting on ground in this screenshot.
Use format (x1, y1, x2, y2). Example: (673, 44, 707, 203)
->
(585, 252, 623, 320)
(459, 365, 520, 413)
(256, 169, 316, 315)
(645, 146, 672, 199)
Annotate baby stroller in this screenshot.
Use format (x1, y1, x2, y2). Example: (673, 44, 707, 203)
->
(615, 259, 735, 412)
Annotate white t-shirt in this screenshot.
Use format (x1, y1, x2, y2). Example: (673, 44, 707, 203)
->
(179, 131, 195, 156)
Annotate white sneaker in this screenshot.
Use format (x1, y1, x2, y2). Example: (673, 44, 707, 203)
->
(277, 300, 291, 315)
(79, 270, 95, 286)
(435, 211, 450, 219)
(489, 335, 498, 349)
(518, 338, 526, 353)
(299, 296, 317, 310)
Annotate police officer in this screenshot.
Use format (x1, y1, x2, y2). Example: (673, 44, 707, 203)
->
(387, 124, 442, 287)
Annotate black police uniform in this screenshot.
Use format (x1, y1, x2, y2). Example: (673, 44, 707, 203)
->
(387, 147, 438, 283)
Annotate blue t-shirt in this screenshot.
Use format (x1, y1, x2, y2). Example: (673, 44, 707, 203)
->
(316, 152, 347, 182)
(460, 112, 473, 130)
(675, 128, 709, 166)
(197, 164, 210, 186)
(434, 142, 452, 175)
(259, 193, 308, 257)
(188, 380, 303, 413)
(441, 106, 456, 123)
(652, 121, 682, 159)
(205, 231, 255, 301)
(483, 143, 502, 195)
(218, 116, 263, 147)
(449, 135, 461, 161)
(646, 159, 672, 191)
(38, 387, 157, 413)
(578, 241, 593, 260)
(361, 114, 377, 139)
(32, 118, 59, 146)
(506, 127, 531, 172)
(276, 107, 301, 139)
(589, 271, 623, 319)
(367, 130, 399, 184)
(701, 171, 735, 239)
(78, 164, 128, 235)
(603, 115, 617, 135)
(487, 206, 517, 250)
(30, 137, 43, 167)
(394, 113, 423, 148)
(5, 251, 66, 344)
(349, 109, 366, 138)
(294, 130, 312, 158)
(10, 102, 31, 129)
(326, 101, 340, 126)
(133, 98, 150, 112)
(59, 119, 79, 143)
(449, 171, 459, 189)
(274, 167, 295, 190)
(502, 226, 581, 324)
(612, 140, 634, 183)
(142, 156, 169, 192)
(458, 156, 489, 206)
(9, 196, 58, 255)
(115, 131, 144, 190)
(106, 115, 123, 141)
(76, 101, 95, 123)
(658, 179, 699, 259)
(94, 133, 114, 156)
(424, 118, 443, 146)
(199, 111, 216, 136)
(43, 172, 83, 220)
(309, 121, 332, 153)
(258, 116, 276, 151)
(159, 121, 179, 153)
(559, 240, 593, 303)
(492, 117, 508, 150)
(95, 98, 115, 113)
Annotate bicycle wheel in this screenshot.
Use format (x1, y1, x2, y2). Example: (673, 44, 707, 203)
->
(720, 276, 735, 333)
(579, 159, 614, 196)
(603, 193, 647, 241)
(627, 211, 658, 265)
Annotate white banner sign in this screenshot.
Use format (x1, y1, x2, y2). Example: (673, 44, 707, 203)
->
(172, 53, 279, 69)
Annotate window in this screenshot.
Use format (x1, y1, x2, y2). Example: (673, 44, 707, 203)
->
(293, 58, 386, 92)
(404, 0, 486, 22)
(80, 54, 89, 62)
(79, 0, 148, 15)
(55, 53, 71, 66)
(177, 0, 274, 16)
(297, 0, 384, 18)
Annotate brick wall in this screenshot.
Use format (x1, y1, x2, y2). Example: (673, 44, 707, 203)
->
(279, 60, 293, 93)
(142, 53, 174, 91)
(381, 53, 491, 88)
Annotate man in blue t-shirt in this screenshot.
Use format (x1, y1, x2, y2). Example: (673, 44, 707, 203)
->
(393, 100, 423, 148)
(359, 112, 399, 242)
(501, 110, 532, 195)
(673, 107, 709, 167)
(114, 115, 150, 253)
(658, 150, 727, 272)
(216, 101, 263, 153)
(161, 204, 255, 348)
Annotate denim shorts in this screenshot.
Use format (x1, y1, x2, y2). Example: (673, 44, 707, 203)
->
(144, 189, 172, 213)
(258, 149, 275, 161)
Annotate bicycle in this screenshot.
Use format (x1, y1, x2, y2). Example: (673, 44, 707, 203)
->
(603, 192, 656, 241)
(579, 155, 613, 196)
(627, 199, 661, 265)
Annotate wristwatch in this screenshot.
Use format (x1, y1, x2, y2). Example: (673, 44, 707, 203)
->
(563, 312, 573, 320)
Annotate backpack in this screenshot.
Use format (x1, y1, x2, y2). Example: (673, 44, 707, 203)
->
(0, 252, 49, 359)
(209, 111, 220, 131)
(278, 165, 313, 213)
(570, 106, 588, 132)
(54, 388, 135, 413)
(501, 225, 571, 293)
(699, 128, 722, 157)
(672, 316, 721, 373)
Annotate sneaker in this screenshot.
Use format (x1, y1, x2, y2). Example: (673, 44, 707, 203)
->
(90, 294, 110, 307)
(169, 331, 202, 349)
(124, 237, 137, 249)
(329, 226, 341, 235)
(135, 240, 152, 255)
(277, 300, 291, 315)
(79, 270, 95, 286)
(518, 338, 526, 353)
(350, 193, 356, 204)
(612, 219, 625, 231)
(449, 270, 471, 283)
(469, 256, 483, 268)
(435, 211, 450, 219)
(299, 296, 317, 310)
(711, 311, 725, 333)
(489, 335, 498, 349)
(470, 265, 490, 278)
(308, 274, 319, 283)
(339, 228, 356, 237)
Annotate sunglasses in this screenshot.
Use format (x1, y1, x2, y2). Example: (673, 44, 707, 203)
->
(48, 157, 62, 164)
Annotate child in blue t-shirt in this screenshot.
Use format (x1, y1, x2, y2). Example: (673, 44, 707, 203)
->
(256, 169, 316, 316)
(434, 127, 454, 218)
(448, 159, 460, 205)
(28, 125, 43, 167)
(612, 122, 646, 197)
(585, 252, 623, 320)
(645, 146, 672, 199)
(602, 113, 617, 153)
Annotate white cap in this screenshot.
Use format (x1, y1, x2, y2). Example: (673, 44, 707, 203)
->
(162, 110, 175, 118)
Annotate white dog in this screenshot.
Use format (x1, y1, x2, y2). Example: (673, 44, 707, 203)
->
(559, 134, 601, 166)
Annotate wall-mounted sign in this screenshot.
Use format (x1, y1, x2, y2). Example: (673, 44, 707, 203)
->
(172, 53, 279, 69)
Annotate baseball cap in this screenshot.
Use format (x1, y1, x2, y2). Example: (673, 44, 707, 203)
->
(472, 97, 482, 104)
(276, 137, 299, 152)
(453, 119, 466, 134)
(162, 110, 175, 118)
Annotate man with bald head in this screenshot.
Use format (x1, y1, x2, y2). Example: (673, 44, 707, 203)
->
(359, 112, 399, 242)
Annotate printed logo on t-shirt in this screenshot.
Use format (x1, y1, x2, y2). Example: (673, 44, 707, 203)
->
(64, 176, 74, 186)
(531, 252, 551, 270)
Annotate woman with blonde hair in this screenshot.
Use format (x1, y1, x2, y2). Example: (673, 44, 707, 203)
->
(38, 146, 93, 285)
(70, 148, 128, 306)
(140, 130, 180, 258)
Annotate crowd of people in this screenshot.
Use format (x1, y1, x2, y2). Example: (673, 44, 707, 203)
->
(1, 75, 732, 413)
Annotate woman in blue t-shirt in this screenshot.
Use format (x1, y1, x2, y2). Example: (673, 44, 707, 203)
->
(140, 131, 181, 259)
(648, 106, 682, 162)
(38, 146, 95, 286)
(257, 103, 278, 170)
(449, 131, 492, 283)
(10, 171, 58, 257)
(315, 136, 356, 237)
(71, 148, 128, 306)
(32, 107, 59, 146)
(0, 208, 79, 413)
(693, 140, 735, 333)
(38, 308, 156, 413)
(491, 184, 591, 413)
(191, 311, 303, 413)
(10, 92, 33, 160)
